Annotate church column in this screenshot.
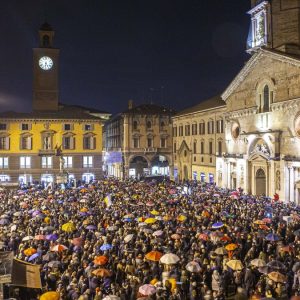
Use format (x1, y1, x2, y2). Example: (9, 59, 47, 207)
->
(226, 160, 230, 188)
(269, 160, 275, 198)
(290, 165, 295, 203)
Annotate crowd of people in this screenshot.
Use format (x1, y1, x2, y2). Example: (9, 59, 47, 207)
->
(0, 178, 300, 300)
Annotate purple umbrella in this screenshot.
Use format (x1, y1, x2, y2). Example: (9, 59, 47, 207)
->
(46, 234, 58, 241)
(0, 219, 9, 225)
(32, 210, 41, 217)
(86, 225, 97, 230)
(28, 253, 40, 262)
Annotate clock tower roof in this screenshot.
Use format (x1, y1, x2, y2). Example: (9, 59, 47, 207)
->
(40, 22, 53, 31)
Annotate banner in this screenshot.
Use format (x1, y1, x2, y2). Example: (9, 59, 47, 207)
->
(11, 259, 42, 289)
(0, 251, 13, 283)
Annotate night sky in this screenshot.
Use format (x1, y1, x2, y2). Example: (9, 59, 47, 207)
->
(0, 0, 250, 114)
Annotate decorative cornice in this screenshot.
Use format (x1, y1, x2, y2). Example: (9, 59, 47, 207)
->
(224, 106, 258, 119)
(271, 98, 300, 112)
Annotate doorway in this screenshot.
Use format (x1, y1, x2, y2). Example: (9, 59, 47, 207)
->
(256, 168, 266, 195)
(183, 165, 188, 180)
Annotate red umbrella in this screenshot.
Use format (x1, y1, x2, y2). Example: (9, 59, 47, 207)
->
(198, 233, 209, 241)
(72, 237, 83, 246)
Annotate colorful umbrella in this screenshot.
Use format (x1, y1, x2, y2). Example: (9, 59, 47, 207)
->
(40, 291, 60, 300)
(94, 256, 108, 265)
(171, 234, 181, 240)
(225, 243, 238, 251)
(265, 233, 280, 242)
(92, 268, 112, 277)
(100, 244, 112, 251)
(72, 237, 83, 246)
(177, 215, 187, 222)
(28, 253, 40, 262)
(145, 218, 157, 224)
(267, 271, 286, 283)
(139, 284, 156, 296)
(24, 247, 37, 256)
(62, 222, 76, 232)
(254, 220, 266, 225)
(186, 261, 201, 273)
(198, 233, 209, 241)
(22, 235, 34, 241)
(145, 251, 163, 262)
(150, 210, 160, 216)
(212, 222, 224, 229)
(152, 230, 163, 237)
(86, 225, 97, 230)
(51, 244, 68, 252)
(226, 259, 243, 271)
(46, 234, 58, 241)
(160, 253, 180, 264)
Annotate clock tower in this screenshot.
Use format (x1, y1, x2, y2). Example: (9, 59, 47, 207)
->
(33, 23, 60, 111)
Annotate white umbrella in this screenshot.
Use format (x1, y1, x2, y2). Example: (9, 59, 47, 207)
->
(13, 212, 22, 217)
(186, 261, 201, 273)
(153, 230, 163, 237)
(251, 258, 266, 268)
(80, 199, 87, 203)
(22, 236, 34, 241)
(160, 253, 180, 264)
(103, 296, 120, 300)
(124, 234, 134, 243)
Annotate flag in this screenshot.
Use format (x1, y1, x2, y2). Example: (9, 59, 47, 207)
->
(104, 194, 112, 207)
(11, 259, 42, 289)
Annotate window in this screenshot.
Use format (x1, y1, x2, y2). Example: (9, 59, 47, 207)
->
(42, 156, 52, 168)
(0, 137, 9, 150)
(209, 141, 213, 155)
(82, 173, 94, 182)
(192, 124, 197, 135)
(146, 121, 152, 129)
(173, 127, 177, 137)
(263, 85, 269, 112)
(174, 142, 177, 153)
(199, 122, 205, 135)
(147, 138, 153, 148)
(0, 124, 7, 131)
(193, 141, 197, 153)
(83, 135, 96, 150)
(63, 156, 73, 168)
(133, 137, 139, 148)
(0, 175, 9, 182)
(216, 119, 224, 133)
(160, 121, 165, 130)
(64, 124, 71, 131)
(20, 156, 31, 169)
(200, 141, 204, 154)
(43, 35, 50, 47)
(42, 135, 52, 150)
(20, 135, 32, 150)
(185, 125, 190, 136)
(208, 120, 214, 134)
(63, 136, 71, 149)
(218, 141, 222, 155)
(84, 124, 93, 131)
(21, 124, 29, 131)
(179, 126, 183, 136)
(160, 138, 166, 148)
(133, 121, 138, 130)
(0, 157, 8, 169)
(83, 156, 93, 168)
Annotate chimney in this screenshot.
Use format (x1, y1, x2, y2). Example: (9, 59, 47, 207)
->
(128, 99, 134, 110)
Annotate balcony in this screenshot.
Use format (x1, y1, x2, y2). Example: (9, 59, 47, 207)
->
(38, 149, 56, 156)
(144, 147, 157, 153)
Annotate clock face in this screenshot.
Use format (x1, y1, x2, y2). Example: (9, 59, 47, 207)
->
(39, 56, 53, 70)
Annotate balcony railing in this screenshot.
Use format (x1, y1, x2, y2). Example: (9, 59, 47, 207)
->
(38, 149, 56, 156)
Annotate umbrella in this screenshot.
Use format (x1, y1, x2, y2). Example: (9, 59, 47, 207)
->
(24, 248, 37, 256)
(152, 230, 163, 237)
(163, 215, 172, 221)
(22, 235, 34, 241)
(124, 234, 134, 243)
(62, 222, 76, 232)
(13, 212, 22, 217)
(250, 258, 266, 268)
(145, 218, 157, 224)
(145, 251, 163, 262)
(186, 261, 201, 273)
(42, 226, 55, 232)
(46, 234, 58, 241)
(28, 253, 40, 262)
(86, 225, 97, 230)
(267, 260, 285, 270)
(0, 219, 9, 225)
(259, 224, 270, 231)
(100, 244, 112, 251)
(160, 253, 180, 264)
(198, 233, 209, 241)
(107, 225, 118, 231)
(226, 259, 243, 271)
(171, 234, 181, 240)
(253, 220, 266, 225)
(32, 210, 41, 217)
(267, 271, 286, 283)
(262, 218, 272, 224)
(47, 261, 61, 268)
(220, 235, 231, 242)
(150, 210, 160, 216)
(35, 234, 46, 240)
(123, 218, 132, 222)
(294, 229, 300, 236)
(177, 215, 187, 222)
(265, 233, 280, 241)
(51, 244, 68, 252)
(225, 243, 238, 251)
(138, 217, 146, 222)
(92, 268, 112, 277)
(139, 284, 156, 296)
(42, 252, 57, 262)
(215, 247, 227, 255)
(40, 291, 60, 300)
(94, 256, 108, 265)
(146, 202, 155, 207)
(212, 222, 224, 229)
(103, 296, 120, 300)
(280, 245, 294, 253)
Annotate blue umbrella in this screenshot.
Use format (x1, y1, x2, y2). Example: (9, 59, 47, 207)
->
(265, 233, 280, 242)
(123, 218, 132, 222)
(28, 253, 40, 262)
(212, 222, 224, 229)
(100, 244, 112, 251)
(46, 234, 58, 241)
(86, 225, 97, 230)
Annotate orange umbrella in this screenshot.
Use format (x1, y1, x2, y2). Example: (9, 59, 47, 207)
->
(171, 234, 181, 240)
(253, 220, 266, 225)
(40, 291, 60, 300)
(259, 224, 270, 231)
(92, 268, 112, 277)
(280, 245, 294, 253)
(220, 235, 231, 242)
(51, 244, 68, 252)
(24, 247, 37, 256)
(145, 251, 163, 262)
(202, 211, 210, 218)
(268, 271, 286, 283)
(225, 243, 238, 251)
(94, 256, 108, 265)
(198, 233, 209, 241)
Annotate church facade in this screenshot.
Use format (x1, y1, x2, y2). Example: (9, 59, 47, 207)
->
(216, 0, 300, 203)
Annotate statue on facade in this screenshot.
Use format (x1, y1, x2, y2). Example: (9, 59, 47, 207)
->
(276, 170, 281, 190)
(59, 156, 65, 172)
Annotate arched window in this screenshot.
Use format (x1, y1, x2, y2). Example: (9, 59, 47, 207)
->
(146, 121, 152, 129)
(133, 121, 138, 130)
(263, 85, 269, 112)
(43, 35, 50, 47)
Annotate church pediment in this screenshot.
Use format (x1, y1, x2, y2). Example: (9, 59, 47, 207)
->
(222, 48, 300, 102)
(177, 140, 191, 155)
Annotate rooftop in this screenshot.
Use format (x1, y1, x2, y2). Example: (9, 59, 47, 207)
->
(123, 103, 175, 115)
